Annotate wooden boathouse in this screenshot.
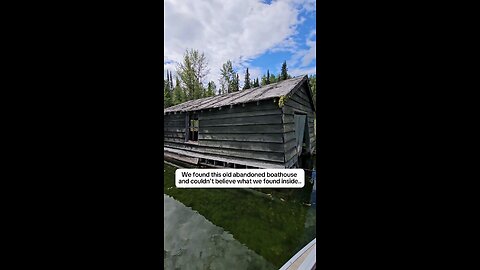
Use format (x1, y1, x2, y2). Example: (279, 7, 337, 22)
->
(164, 75, 316, 169)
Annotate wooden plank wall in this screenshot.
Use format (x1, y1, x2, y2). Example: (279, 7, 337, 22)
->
(164, 112, 186, 142)
(164, 101, 286, 167)
(282, 84, 316, 167)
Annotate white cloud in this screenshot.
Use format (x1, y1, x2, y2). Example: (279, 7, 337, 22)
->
(289, 65, 316, 77)
(283, 0, 316, 13)
(164, 0, 309, 84)
(288, 29, 316, 69)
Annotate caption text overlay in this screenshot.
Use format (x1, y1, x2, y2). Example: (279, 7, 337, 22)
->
(175, 169, 305, 188)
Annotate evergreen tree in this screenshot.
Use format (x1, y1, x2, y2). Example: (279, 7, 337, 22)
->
(281, 61, 288, 81)
(243, 68, 251, 90)
(164, 76, 172, 108)
(166, 70, 170, 89)
(266, 70, 270, 85)
(269, 72, 277, 83)
(255, 78, 260, 87)
(172, 76, 184, 105)
(169, 71, 173, 89)
(235, 73, 240, 92)
(261, 75, 268, 86)
(206, 81, 216, 97)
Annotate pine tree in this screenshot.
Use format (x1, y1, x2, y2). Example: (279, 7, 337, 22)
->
(164, 76, 172, 108)
(281, 61, 288, 81)
(261, 75, 267, 86)
(235, 73, 240, 92)
(166, 70, 170, 88)
(243, 68, 251, 90)
(169, 71, 173, 89)
(266, 70, 270, 85)
(269, 72, 276, 83)
(172, 76, 184, 105)
(206, 81, 216, 97)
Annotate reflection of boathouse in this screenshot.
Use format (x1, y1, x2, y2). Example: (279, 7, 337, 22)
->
(164, 75, 316, 169)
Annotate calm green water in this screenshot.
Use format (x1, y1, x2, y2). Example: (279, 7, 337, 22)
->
(164, 162, 316, 269)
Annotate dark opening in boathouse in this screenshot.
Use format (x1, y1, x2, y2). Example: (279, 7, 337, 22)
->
(164, 75, 316, 169)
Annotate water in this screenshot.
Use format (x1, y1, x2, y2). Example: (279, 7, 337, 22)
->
(164, 194, 275, 270)
(164, 161, 316, 269)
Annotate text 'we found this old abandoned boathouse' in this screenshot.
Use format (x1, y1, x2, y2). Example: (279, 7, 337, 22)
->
(164, 75, 316, 169)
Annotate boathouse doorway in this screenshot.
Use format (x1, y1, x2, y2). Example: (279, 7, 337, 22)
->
(294, 112, 311, 167)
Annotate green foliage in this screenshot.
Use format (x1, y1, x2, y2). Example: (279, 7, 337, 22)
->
(269, 73, 277, 83)
(235, 73, 240, 92)
(177, 49, 209, 101)
(243, 68, 251, 90)
(253, 78, 259, 87)
(164, 77, 172, 108)
(172, 76, 185, 105)
(206, 81, 216, 97)
(278, 95, 287, 108)
(280, 61, 288, 81)
(220, 60, 237, 94)
(261, 75, 268, 86)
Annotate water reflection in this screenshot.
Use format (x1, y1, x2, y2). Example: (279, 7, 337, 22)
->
(164, 194, 275, 270)
(164, 161, 316, 268)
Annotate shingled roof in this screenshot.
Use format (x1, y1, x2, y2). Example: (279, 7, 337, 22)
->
(164, 75, 310, 113)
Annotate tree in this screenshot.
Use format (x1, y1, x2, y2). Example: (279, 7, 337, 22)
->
(166, 70, 170, 90)
(252, 77, 259, 87)
(235, 73, 240, 92)
(266, 70, 270, 85)
(220, 60, 237, 94)
(177, 49, 209, 101)
(281, 61, 288, 81)
(269, 72, 277, 83)
(254, 78, 260, 87)
(172, 76, 184, 105)
(261, 74, 268, 86)
(164, 77, 172, 108)
(206, 81, 216, 97)
(243, 68, 251, 90)
(169, 71, 173, 89)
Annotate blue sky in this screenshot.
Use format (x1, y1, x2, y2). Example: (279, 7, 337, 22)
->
(164, 0, 316, 87)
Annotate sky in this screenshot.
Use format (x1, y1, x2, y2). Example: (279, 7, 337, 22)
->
(164, 0, 316, 89)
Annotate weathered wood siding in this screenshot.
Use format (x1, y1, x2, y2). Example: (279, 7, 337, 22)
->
(164, 79, 316, 169)
(164, 101, 286, 166)
(164, 112, 186, 142)
(282, 83, 316, 167)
